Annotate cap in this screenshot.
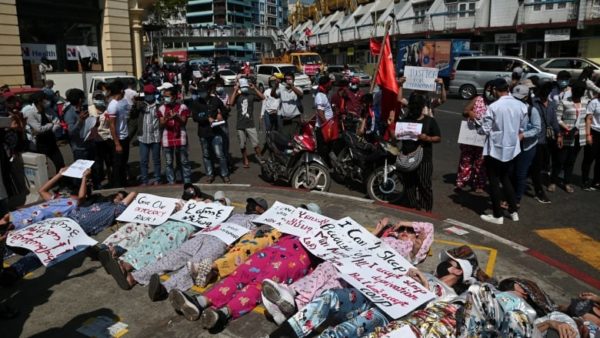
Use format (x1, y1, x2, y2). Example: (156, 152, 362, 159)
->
(300, 203, 322, 215)
(518, 79, 535, 88)
(182, 183, 202, 201)
(491, 78, 509, 91)
(318, 76, 332, 86)
(439, 245, 479, 283)
(512, 84, 530, 100)
(247, 197, 268, 210)
(350, 77, 360, 85)
(214, 191, 226, 201)
(144, 84, 157, 94)
(239, 78, 249, 88)
(157, 82, 174, 91)
(273, 72, 284, 79)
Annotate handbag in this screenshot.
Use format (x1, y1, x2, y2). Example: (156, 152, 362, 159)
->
(320, 118, 339, 143)
(396, 145, 423, 172)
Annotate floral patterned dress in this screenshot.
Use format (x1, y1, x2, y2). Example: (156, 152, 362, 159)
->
(10, 197, 78, 230)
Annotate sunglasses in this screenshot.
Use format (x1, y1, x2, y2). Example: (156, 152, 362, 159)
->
(397, 226, 416, 234)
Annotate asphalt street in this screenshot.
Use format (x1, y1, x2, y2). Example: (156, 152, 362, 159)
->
(57, 89, 599, 285)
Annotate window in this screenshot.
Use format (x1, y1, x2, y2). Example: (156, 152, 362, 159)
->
(258, 66, 272, 75)
(533, 0, 542, 11)
(547, 59, 572, 68)
(558, 2, 566, 8)
(456, 59, 478, 71)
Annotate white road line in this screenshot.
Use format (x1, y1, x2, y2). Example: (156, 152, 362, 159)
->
(443, 218, 530, 252)
(310, 191, 374, 203)
(197, 183, 251, 187)
(436, 108, 462, 115)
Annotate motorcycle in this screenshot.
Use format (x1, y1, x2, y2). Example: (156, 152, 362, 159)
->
(260, 119, 332, 192)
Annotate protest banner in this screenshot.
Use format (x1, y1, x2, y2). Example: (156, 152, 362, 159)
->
(170, 201, 234, 228)
(252, 201, 297, 232)
(457, 120, 486, 147)
(201, 222, 250, 245)
(117, 193, 179, 225)
(395, 122, 423, 141)
(382, 326, 418, 338)
(403, 66, 439, 92)
(61, 159, 95, 178)
(278, 207, 334, 237)
(6, 217, 97, 266)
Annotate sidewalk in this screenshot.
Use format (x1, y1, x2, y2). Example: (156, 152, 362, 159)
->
(3, 184, 598, 338)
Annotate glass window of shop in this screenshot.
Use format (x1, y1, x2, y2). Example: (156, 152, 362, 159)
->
(17, 0, 102, 86)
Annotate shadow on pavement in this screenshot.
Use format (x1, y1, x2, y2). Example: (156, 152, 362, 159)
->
(28, 308, 118, 338)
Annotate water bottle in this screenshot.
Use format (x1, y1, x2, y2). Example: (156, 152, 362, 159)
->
(435, 83, 442, 95)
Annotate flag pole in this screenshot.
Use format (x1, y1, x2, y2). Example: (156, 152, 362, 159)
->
(370, 21, 392, 93)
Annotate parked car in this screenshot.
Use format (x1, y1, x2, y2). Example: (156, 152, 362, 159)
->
(217, 69, 237, 86)
(327, 65, 371, 86)
(449, 56, 557, 99)
(533, 57, 600, 78)
(256, 64, 312, 93)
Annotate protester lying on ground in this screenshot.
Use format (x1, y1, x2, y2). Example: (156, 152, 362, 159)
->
(267, 245, 489, 338)
(562, 292, 600, 336)
(131, 197, 271, 302)
(6, 167, 92, 230)
(261, 217, 434, 324)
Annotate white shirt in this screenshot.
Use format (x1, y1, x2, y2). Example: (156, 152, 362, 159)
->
(107, 98, 129, 140)
(587, 98, 600, 132)
(277, 84, 301, 119)
(261, 88, 281, 117)
(480, 95, 527, 162)
(124, 88, 138, 107)
(314, 92, 334, 128)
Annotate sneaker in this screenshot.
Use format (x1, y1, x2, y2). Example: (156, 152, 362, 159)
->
(582, 182, 596, 191)
(148, 273, 168, 302)
(200, 308, 229, 330)
(534, 194, 551, 204)
(188, 259, 213, 287)
(261, 292, 287, 325)
(261, 279, 297, 320)
(222, 176, 231, 184)
(480, 214, 504, 225)
(168, 289, 203, 321)
(510, 212, 519, 222)
(547, 184, 556, 192)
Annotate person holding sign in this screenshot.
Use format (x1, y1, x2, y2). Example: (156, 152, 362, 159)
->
(398, 76, 446, 118)
(397, 94, 441, 212)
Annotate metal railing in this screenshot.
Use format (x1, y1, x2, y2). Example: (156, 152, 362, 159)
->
(161, 25, 281, 39)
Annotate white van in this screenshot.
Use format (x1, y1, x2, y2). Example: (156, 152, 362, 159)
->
(256, 64, 312, 93)
(449, 56, 557, 99)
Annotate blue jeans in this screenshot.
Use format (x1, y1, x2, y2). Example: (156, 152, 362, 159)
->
(199, 135, 229, 177)
(288, 288, 389, 338)
(139, 142, 161, 184)
(513, 146, 537, 203)
(163, 145, 192, 184)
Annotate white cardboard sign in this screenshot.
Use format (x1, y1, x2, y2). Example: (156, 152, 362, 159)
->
(117, 193, 179, 225)
(201, 222, 250, 245)
(252, 201, 298, 233)
(403, 66, 439, 92)
(395, 122, 423, 141)
(457, 120, 486, 147)
(278, 207, 334, 237)
(382, 326, 418, 338)
(170, 201, 234, 228)
(62, 160, 95, 178)
(6, 217, 97, 266)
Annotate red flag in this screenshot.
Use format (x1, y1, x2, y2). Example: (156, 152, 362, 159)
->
(374, 36, 400, 140)
(304, 27, 312, 36)
(369, 38, 381, 56)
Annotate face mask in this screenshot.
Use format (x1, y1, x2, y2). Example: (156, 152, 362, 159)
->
(163, 97, 173, 104)
(102, 90, 108, 97)
(42, 100, 51, 109)
(93, 99, 106, 107)
(558, 80, 569, 89)
(144, 96, 155, 104)
(485, 91, 495, 102)
(240, 88, 250, 95)
(198, 91, 208, 100)
(216, 87, 225, 95)
(349, 85, 358, 91)
(286, 79, 293, 86)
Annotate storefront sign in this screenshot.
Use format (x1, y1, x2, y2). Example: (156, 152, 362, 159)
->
(170, 201, 234, 228)
(21, 43, 57, 61)
(66, 45, 99, 61)
(162, 50, 189, 62)
(117, 193, 179, 225)
(494, 33, 517, 44)
(347, 47, 354, 56)
(545, 29, 570, 42)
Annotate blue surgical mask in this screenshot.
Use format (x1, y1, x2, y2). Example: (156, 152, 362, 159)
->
(163, 97, 173, 104)
(216, 87, 225, 95)
(558, 80, 569, 89)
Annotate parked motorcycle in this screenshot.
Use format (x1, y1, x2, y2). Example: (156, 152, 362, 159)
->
(260, 120, 331, 192)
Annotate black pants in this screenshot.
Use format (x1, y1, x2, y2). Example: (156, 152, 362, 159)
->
(279, 116, 301, 139)
(110, 137, 130, 188)
(72, 145, 101, 188)
(485, 156, 517, 218)
(551, 142, 581, 185)
(402, 159, 434, 212)
(36, 135, 64, 171)
(581, 129, 600, 184)
(530, 143, 550, 196)
(95, 139, 114, 183)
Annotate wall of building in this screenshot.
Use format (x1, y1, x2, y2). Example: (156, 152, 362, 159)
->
(0, 0, 25, 86)
(102, 0, 134, 73)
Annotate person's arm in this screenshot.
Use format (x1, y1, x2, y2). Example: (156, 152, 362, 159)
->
(109, 117, 122, 153)
(397, 77, 406, 105)
(315, 94, 326, 122)
(418, 118, 441, 143)
(176, 104, 190, 125)
(38, 167, 67, 201)
(26, 111, 52, 134)
(479, 106, 493, 135)
(586, 79, 600, 95)
(228, 85, 239, 106)
(463, 96, 477, 119)
(556, 100, 568, 130)
(65, 108, 86, 138)
(291, 84, 303, 97)
(586, 114, 593, 145)
(251, 83, 265, 100)
(121, 192, 138, 206)
(157, 106, 168, 127)
(432, 78, 446, 106)
(371, 217, 389, 236)
(407, 221, 434, 264)
(260, 90, 268, 118)
(76, 169, 92, 205)
(523, 107, 542, 140)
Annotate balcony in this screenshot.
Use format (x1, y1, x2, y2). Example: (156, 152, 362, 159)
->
(413, 16, 430, 33)
(519, 0, 578, 25)
(582, 0, 600, 21)
(357, 24, 371, 40)
(318, 32, 329, 45)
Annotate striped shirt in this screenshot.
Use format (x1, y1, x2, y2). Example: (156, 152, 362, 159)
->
(556, 96, 589, 147)
(138, 103, 161, 144)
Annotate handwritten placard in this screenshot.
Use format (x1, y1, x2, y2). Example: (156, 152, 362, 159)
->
(201, 222, 250, 245)
(457, 120, 486, 147)
(382, 326, 418, 338)
(62, 160, 95, 178)
(117, 193, 179, 225)
(6, 217, 97, 266)
(170, 201, 234, 228)
(252, 201, 297, 233)
(278, 207, 334, 237)
(395, 122, 423, 141)
(403, 66, 439, 92)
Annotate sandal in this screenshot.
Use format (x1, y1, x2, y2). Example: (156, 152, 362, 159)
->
(243, 163, 250, 169)
(204, 176, 215, 184)
(223, 177, 231, 184)
(105, 255, 132, 290)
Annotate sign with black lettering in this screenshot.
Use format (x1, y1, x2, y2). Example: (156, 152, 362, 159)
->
(117, 193, 179, 225)
(170, 201, 234, 228)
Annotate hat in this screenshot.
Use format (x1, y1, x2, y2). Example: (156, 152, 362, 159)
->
(491, 78, 509, 91)
(92, 90, 105, 100)
(182, 183, 202, 201)
(440, 245, 480, 283)
(300, 203, 322, 215)
(273, 72, 284, 79)
(239, 78, 249, 88)
(144, 84, 157, 94)
(512, 84, 530, 100)
(247, 197, 268, 210)
(318, 75, 332, 86)
(350, 77, 360, 85)
(518, 79, 535, 88)
(214, 191, 226, 201)
(157, 82, 174, 91)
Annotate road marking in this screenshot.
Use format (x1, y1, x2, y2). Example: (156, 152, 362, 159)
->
(443, 218, 529, 252)
(535, 228, 600, 270)
(434, 239, 497, 277)
(310, 191, 374, 203)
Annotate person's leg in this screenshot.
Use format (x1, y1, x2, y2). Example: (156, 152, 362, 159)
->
(582, 143, 594, 186)
(246, 128, 261, 158)
(499, 160, 518, 213)
(319, 307, 389, 338)
(202, 262, 256, 309)
(593, 130, 600, 185)
(121, 137, 130, 183)
(485, 156, 504, 218)
(513, 147, 536, 203)
(139, 142, 150, 184)
(151, 143, 161, 183)
(48, 141, 65, 171)
(10, 252, 43, 278)
(213, 230, 281, 278)
(456, 144, 474, 189)
(164, 147, 175, 184)
(288, 261, 344, 309)
(263, 113, 271, 131)
(199, 137, 214, 178)
(211, 135, 229, 178)
(402, 172, 418, 209)
(417, 160, 434, 212)
(473, 148, 487, 191)
(531, 144, 548, 199)
(550, 145, 566, 186)
(237, 130, 249, 167)
(179, 145, 192, 184)
(563, 144, 581, 186)
(131, 246, 191, 286)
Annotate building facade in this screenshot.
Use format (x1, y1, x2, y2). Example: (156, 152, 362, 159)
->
(287, 0, 600, 67)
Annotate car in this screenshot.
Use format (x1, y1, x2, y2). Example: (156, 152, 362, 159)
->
(449, 56, 557, 99)
(533, 57, 600, 78)
(217, 69, 237, 86)
(326, 65, 371, 86)
(255, 64, 312, 93)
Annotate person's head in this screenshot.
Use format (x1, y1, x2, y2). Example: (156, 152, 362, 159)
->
(127, 78, 136, 89)
(66, 88, 86, 107)
(579, 66, 595, 81)
(143, 84, 157, 104)
(344, 64, 349, 70)
(482, 80, 496, 105)
(110, 190, 128, 204)
(213, 191, 230, 206)
(439, 245, 490, 284)
(44, 80, 54, 89)
(557, 70, 571, 90)
(182, 183, 202, 201)
(536, 81, 553, 102)
(492, 78, 509, 97)
(162, 87, 178, 105)
(30, 92, 48, 111)
(108, 80, 125, 99)
(571, 80, 587, 101)
(528, 75, 540, 88)
(349, 77, 360, 92)
(96, 81, 108, 95)
(299, 202, 322, 214)
(512, 84, 531, 103)
(406, 92, 427, 120)
(498, 278, 557, 317)
(204, 80, 216, 98)
(382, 223, 418, 242)
(361, 93, 373, 108)
(0, 84, 9, 94)
(246, 197, 268, 214)
(92, 90, 107, 111)
(318, 75, 332, 92)
(284, 72, 295, 87)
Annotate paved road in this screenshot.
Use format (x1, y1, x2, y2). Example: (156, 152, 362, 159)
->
(57, 90, 599, 284)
